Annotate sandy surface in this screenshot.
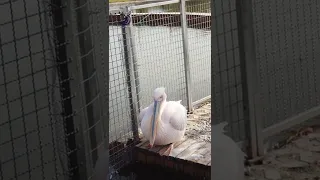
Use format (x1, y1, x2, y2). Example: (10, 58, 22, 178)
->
(246, 126, 320, 180)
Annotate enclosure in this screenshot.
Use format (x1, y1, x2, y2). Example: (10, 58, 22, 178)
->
(1, 0, 320, 179)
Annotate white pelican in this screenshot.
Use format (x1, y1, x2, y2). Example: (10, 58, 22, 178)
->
(140, 87, 187, 156)
(212, 121, 246, 180)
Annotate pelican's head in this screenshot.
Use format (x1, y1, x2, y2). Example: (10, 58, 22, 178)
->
(153, 87, 167, 102)
(149, 87, 167, 147)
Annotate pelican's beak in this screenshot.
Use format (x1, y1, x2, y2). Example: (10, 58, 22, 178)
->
(150, 100, 161, 147)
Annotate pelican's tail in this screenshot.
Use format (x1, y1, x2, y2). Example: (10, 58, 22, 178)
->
(212, 121, 228, 134)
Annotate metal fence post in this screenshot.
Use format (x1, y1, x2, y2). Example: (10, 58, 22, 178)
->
(50, 0, 88, 179)
(236, 0, 263, 158)
(127, 7, 142, 115)
(63, 0, 103, 177)
(121, 7, 140, 141)
(180, 0, 193, 112)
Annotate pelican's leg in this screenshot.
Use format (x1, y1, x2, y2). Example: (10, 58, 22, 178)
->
(159, 143, 174, 156)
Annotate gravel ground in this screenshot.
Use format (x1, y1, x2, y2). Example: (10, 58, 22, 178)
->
(185, 102, 211, 142)
(246, 126, 320, 180)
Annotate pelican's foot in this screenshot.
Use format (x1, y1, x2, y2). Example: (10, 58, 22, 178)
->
(159, 143, 174, 156)
(147, 144, 153, 149)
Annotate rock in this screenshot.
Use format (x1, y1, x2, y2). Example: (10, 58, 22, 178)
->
(249, 166, 265, 177)
(309, 145, 320, 152)
(308, 133, 320, 140)
(264, 168, 281, 180)
(293, 137, 310, 149)
(279, 159, 309, 169)
(299, 151, 314, 163)
(272, 145, 302, 156)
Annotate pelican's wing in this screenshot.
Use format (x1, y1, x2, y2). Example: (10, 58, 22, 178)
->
(168, 104, 187, 131)
(138, 103, 154, 126)
(138, 107, 149, 125)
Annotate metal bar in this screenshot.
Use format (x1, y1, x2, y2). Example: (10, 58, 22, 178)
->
(50, 0, 83, 179)
(236, 0, 260, 158)
(180, 0, 193, 112)
(262, 105, 320, 138)
(212, 0, 226, 127)
(71, 0, 101, 176)
(131, 12, 211, 15)
(129, 0, 180, 10)
(127, 8, 142, 115)
(254, 93, 264, 156)
(121, 8, 140, 141)
(192, 95, 211, 109)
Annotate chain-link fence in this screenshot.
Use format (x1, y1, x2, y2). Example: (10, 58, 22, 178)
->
(108, 0, 212, 174)
(0, 0, 108, 179)
(186, 0, 211, 104)
(211, 0, 246, 144)
(4, 0, 320, 179)
(213, 0, 320, 157)
(0, 1, 67, 179)
(251, 0, 320, 155)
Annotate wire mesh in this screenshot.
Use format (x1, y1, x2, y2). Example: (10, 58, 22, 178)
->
(109, 11, 139, 172)
(108, 0, 213, 173)
(0, 0, 67, 179)
(186, 0, 211, 103)
(132, 4, 188, 109)
(0, 0, 109, 179)
(71, 0, 109, 179)
(252, 0, 320, 129)
(211, 0, 246, 142)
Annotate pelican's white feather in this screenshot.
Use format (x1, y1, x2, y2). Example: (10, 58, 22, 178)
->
(140, 87, 187, 146)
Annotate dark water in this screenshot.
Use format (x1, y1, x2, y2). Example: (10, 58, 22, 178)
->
(113, 163, 207, 180)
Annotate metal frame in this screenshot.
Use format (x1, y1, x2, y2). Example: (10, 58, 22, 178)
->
(70, 0, 104, 175)
(234, 0, 320, 158)
(262, 105, 320, 139)
(192, 95, 211, 109)
(179, 0, 194, 113)
(126, 0, 196, 112)
(130, 0, 180, 10)
(51, 0, 87, 179)
(121, 6, 140, 141)
(236, 0, 261, 158)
